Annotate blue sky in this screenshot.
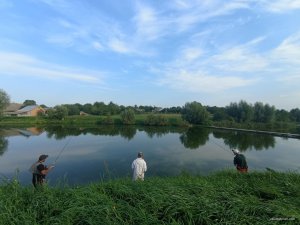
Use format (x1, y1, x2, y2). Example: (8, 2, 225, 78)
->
(1, 0, 300, 110)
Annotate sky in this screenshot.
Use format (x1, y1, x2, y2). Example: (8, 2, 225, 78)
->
(1, 0, 300, 110)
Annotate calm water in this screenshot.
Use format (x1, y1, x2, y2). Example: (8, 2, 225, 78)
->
(0, 126, 299, 186)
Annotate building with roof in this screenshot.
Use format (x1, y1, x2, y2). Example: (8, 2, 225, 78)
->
(14, 105, 45, 117)
(3, 103, 23, 116)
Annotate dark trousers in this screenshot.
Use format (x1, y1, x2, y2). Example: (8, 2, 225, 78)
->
(32, 173, 45, 187)
(237, 166, 248, 173)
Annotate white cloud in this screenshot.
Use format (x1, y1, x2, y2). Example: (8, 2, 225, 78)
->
(182, 47, 204, 61)
(0, 52, 103, 83)
(261, 0, 300, 13)
(92, 41, 103, 51)
(108, 38, 131, 54)
(157, 30, 300, 94)
(212, 45, 268, 72)
(172, 1, 249, 32)
(272, 33, 300, 65)
(160, 70, 256, 93)
(133, 3, 163, 41)
(156, 36, 266, 93)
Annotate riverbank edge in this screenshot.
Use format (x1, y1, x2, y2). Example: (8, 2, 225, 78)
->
(0, 170, 299, 224)
(206, 125, 300, 139)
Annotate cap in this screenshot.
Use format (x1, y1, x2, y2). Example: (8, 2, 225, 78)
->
(39, 154, 48, 161)
(232, 149, 240, 154)
(138, 152, 143, 157)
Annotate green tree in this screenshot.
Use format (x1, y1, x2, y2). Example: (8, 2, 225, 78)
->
(82, 103, 93, 114)
(0, 89, 10, 116)
(181, 101, 211, 125)
(23, 100, 36, 106)
(226, 100, 253, 122)
(207, 106, 228, 121)
(290, 108, 300, 122)
(275, 109, 290, 122)
(47, 105, 68, 120)
(226, 102, 239, 122)
(264, 104, 275, 123)
(107, 101, 120, 115)
(238, 100, 253, 122)
(40, 104, 48, 108)
(64, 104, 80, 116)
(120, 109, 135, 124)
(92, 102, 106, 115)
(253, 102, 265, 122)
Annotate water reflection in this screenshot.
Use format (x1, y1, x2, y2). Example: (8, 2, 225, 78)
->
(0, 126, 279, 151)
(0, 126, 299, 186)
(0, 135, 8, 156)
(180, 127, 210, 149)
(44, 125, 187, 141)
(212, 130, 275, 151)
(141, 126, 186, 138)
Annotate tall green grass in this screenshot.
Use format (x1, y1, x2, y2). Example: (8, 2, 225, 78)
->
(0, 171, 299, 225)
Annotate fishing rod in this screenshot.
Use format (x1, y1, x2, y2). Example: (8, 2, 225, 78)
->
(210, 138, 233, 155)
(52, 137, 72, 165)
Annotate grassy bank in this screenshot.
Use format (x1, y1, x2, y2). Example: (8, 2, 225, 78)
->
(1, 171, 299, 225)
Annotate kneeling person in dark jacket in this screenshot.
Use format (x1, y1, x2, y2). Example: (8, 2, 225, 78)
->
(30, 154, 54, 187)
(232, 149, 248, 173)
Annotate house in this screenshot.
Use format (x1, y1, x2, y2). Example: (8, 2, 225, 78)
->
(80, 111, 90, 116)
(3, 103, 23, 116)
(14, 105, 45, 117)
(0, 128, 43, 137)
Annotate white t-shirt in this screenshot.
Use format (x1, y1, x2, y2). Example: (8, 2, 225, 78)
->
(131, 158, 147, 181)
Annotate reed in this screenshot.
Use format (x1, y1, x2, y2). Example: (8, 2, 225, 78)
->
(0, 170, 299, 224)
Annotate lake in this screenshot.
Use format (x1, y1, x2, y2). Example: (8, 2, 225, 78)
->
(0, 126, 299, 186)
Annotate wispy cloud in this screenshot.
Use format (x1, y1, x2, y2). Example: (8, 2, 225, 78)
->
(133, 3, 165, 41)
(211, 37, 269, 72)
(0, 51, 103, 83)
(272, 32, 300, 65)
(108, 38, 132, 54)
(260, 0, 300, 13)
(39, 1, 252, 56)
(159, 70, 256, 93)
(36, 0, 300, 59)
(156, 31, 300, 93)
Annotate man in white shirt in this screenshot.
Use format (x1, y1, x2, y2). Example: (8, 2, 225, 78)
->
(131, 152, 147, 181)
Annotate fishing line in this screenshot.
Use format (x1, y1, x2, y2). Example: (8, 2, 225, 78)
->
(53, 137, 72, 165)
(210, 138, 233, 155)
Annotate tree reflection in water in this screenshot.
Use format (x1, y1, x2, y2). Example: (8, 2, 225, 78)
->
(180, 126, 210, 149)
(0, 126, 277, 153)
(0, 135, 8, 156)
(212, 130, 275, 151)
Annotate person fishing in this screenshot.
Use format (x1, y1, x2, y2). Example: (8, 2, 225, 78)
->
(232, 149, 248, 173)
(30, 154, 54, 187)
(131, 152, 147, 181)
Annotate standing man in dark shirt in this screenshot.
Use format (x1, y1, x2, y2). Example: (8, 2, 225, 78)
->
(232, 149, 248, 173)
(30, 154, 54, 187)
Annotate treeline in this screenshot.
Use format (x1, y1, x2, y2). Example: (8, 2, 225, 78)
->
(47, 100, 300, 124)
(1, 88, 300, 124)
(207, 100, 300, 123)
(61, 102, 181, 116)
